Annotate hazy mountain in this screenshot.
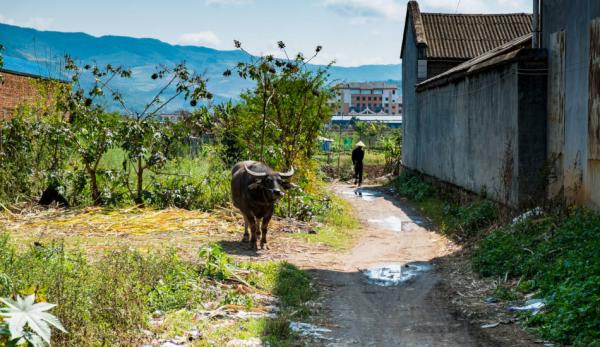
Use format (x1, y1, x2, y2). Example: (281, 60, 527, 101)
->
(0, 23, 401, 112)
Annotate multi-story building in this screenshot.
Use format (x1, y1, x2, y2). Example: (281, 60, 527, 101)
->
(332, 82, 401, 116)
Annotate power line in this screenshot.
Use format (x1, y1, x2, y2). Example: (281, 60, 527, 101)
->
(455, 0, 461, 13)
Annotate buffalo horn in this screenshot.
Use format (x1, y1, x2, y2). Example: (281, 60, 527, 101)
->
(279, 166, 295, 177)
(244, 163, 267, 177)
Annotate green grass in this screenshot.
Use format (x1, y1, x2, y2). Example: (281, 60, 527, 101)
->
(292, 194, 360, 251)
(393, 172, 497, 241)
(392, 172, 600, 346)
(0, 236, 317, 346)
(472, 208, 600, 346)
(316, 151, 386, 167)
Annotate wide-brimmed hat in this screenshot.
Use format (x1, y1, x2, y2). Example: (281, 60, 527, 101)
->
(355, 141, 366, 147)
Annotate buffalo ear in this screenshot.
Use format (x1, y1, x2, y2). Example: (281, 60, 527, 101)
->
(281, 180, 298, 190)
(249, 179, 263, 190)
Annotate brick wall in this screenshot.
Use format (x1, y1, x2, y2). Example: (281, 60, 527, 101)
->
(0, 70, 63, 119)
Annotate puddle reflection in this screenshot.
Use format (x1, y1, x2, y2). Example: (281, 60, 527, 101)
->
(363, 262, 432, 286)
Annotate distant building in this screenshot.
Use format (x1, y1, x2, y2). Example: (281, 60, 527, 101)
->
(0, 68, 67, 119)
(332, 82, 402, 116)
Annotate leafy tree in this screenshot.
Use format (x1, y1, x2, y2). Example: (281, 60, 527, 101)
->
(225, 40, 334, 170)
(62, 56, 132, 205)
(352, 120, 368, 140)
(62, 58, 210, 206)
(116, 63, 211, 205)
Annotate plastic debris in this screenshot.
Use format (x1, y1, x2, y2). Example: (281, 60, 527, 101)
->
(512, 207, 544, 224)
(481, 322, 500, 329)
(187, 328, 202, 341)
(226, 338, 262, 347)
(484, 297, 498, 304)
(362, 262, 432, 286)
(289, 322, 332, 338)
(508, 299, 545, 315)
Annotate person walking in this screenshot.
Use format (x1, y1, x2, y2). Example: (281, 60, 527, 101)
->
(352, 141, 366, 187)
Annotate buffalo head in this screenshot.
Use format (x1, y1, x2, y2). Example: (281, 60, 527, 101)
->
(244, 163, 295, 202)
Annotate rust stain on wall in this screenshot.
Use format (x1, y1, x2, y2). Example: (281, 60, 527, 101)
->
(548, 30, 566, 198)
(589, 19, 600, 160)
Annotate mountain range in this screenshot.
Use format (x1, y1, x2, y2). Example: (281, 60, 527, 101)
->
(0, 23, 401, 112)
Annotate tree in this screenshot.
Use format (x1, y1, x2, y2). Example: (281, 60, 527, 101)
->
(62, 56, 132, 205)
(352, 120, 368, 140)
(116, 63, 211, 205)
(225, 40, 334, 170)
(63, 58, 210, 206)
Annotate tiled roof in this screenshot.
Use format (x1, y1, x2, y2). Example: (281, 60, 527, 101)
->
(417, 33, 533, 89)
(401, 1, 532, 60)
(421, 13, 532, 59)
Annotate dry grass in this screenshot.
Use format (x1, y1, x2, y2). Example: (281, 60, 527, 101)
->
(0, 205, 328, 261)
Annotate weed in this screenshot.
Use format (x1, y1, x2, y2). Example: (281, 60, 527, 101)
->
(472, 208, 600, 346)
(394, 171, 434, 202)
(394, 172, 497, 240)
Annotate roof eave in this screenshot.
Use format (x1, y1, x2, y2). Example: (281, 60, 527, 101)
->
(400, 1, 428, 59)
(416, 47, 546, 92)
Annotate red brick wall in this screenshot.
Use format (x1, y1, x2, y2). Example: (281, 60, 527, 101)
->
(0, 71, 58, 119)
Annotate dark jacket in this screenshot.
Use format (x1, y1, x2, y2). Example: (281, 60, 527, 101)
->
(352, 147, 365, 166)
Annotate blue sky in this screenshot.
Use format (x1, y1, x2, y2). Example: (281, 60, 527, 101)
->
(1, 0, 532, 66)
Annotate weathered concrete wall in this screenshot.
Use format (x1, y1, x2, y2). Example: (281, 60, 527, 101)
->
(402, 15, 418, 169)
(414, 64, 520, 205)
(408, 57, 547, 207)
(542, 0, 600, 208)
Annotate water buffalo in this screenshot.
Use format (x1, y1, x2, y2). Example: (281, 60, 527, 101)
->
(231, 161, 294, 250)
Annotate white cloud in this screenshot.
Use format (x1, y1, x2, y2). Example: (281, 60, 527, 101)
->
(177, 31, 222, 48)
(0, 14, 16, 25)
(0, 14, 54, 30)
(323, 0, 530, 23)
(323, 0, 404, 21)
(419, 0, 530, 13)
(25, 17, 54, 30)
(205, 0, 253, 5)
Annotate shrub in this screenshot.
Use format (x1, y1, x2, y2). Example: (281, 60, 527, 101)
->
(394, 171, 434, 202)
(472, 208, 600, 346)
(0, 235, 206, 345)
(441, 200, 497, 239)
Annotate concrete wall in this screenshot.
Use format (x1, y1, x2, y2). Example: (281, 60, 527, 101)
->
(409, 57, 547, 206)
(402, 15, 418, 169)
(542, 0, 600, 208)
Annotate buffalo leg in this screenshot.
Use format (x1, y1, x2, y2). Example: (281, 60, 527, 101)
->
(249, 216, 259, 250)
(242, 215, 250, 243)
(260, 212, 272, 250)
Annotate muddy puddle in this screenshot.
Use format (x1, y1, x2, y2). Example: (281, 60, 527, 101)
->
(340, 188, 384, 201)
(363, 262, 432, 286)
(367, 216, 424, 232)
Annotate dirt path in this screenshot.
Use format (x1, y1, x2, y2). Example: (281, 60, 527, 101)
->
(293, 184, 501, 346)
